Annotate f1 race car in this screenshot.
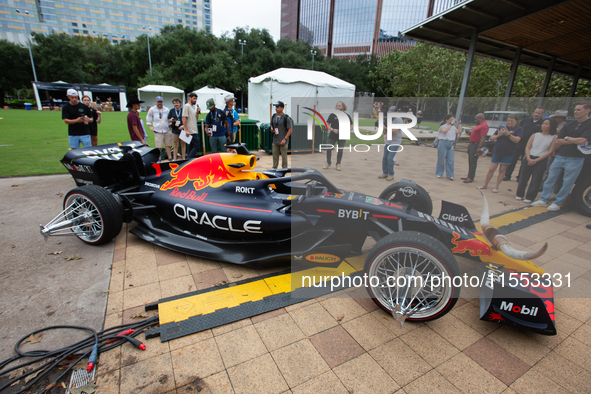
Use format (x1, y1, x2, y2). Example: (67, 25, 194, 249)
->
(41, 141, 556, 334)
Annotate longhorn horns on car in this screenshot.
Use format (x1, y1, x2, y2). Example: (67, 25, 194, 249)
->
(478, 189, 547, 260)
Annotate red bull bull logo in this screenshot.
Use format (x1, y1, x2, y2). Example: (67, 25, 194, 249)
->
(161, 154, 235, 191)
(451, 232, 493, 257)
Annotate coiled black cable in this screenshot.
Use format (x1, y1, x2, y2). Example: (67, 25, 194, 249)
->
(0, 315, 158, 394)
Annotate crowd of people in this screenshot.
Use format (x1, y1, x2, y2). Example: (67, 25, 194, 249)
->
(453, 102, 591, 212)
(64, 88, 242, 161)
(64, 92, 591, 213)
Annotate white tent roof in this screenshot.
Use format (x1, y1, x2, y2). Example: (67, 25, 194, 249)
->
(249, 68, 355, 90)
(248, 68, 355, 123)
(138, 84, 184, 94)
(192, 86, 233, 111)
(194, 86, 232, 95)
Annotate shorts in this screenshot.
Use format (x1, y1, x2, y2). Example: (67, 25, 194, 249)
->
(69, 135, 92, 149)
(171, 128, 181, 135)
(154, 132, 173, 148)
(491, 153, 513, 165)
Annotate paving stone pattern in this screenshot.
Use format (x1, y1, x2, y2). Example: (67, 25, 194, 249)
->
(98, 145, 591, 393)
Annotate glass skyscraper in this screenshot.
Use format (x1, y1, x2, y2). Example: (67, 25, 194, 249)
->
(0, 0, 211, 45)
(281, 0, 431, 58)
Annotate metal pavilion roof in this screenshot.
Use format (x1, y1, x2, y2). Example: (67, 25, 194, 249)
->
(400, 0, 591, 80)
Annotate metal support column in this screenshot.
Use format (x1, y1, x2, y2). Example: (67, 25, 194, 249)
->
(538, 56, 555, 108)
(565, 65, 582, 111)
(455, 30, 477, 124)
(501, 47, 522, 111)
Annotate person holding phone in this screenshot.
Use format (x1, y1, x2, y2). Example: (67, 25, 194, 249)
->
(480, 115, 523, 192)
(62, 89, 92, 150)
(168, 97, 185, 160)
(435, 114, 460, 180)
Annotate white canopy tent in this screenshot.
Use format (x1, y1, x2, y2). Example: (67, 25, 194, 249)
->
(137, 85, 185, 111)
(31, 81, 127, 111)
(248, 68, 355, 123)
(192, 86, 233, 112)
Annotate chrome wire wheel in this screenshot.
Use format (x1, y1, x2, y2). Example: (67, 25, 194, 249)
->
(61, 185, 123, 245)
(365, 231, 460, 322)
(367, 246, 452, 320)
(64, 193, 104, 243)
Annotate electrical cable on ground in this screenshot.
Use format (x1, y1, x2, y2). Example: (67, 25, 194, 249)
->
(0, 315, 159, 394)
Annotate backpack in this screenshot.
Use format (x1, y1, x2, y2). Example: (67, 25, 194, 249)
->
(272, 113, 291, 130)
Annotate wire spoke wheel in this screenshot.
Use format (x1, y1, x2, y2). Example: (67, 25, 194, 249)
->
(63, 185, 123, 245)
(65, 194, 104, 242)
(365, 231, 460, 322)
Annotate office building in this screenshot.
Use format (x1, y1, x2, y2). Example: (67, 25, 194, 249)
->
(0, 0, 211, 45)
(281, 0, 463, 58)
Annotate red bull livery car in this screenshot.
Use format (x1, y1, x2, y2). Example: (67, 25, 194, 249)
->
(42, 141, 556, 335)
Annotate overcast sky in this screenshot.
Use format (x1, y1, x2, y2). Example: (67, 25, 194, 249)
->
(211, 0, 281, 42)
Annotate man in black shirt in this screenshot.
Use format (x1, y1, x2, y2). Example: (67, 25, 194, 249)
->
(532, 102, 591, 211)
(62, 89, 91, 150)
(505, 107, 544, 181)
(82, 95, 101, 146)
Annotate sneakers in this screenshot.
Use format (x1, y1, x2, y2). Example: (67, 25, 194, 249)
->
(378, 173, 388, 179)
(323, 162, 331, 169)
(530, 200, 548, 207)
(336, 163, 341, 171)
(386, 175, 394, 181)
(448, 177, 454, 181)
(515, 196, 523, 200)
(436, 175, 442, 178)
(547, 203, 560, 211)
(523, 199, 532, 203)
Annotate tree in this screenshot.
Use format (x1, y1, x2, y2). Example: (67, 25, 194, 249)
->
(0, 40, 32, 105)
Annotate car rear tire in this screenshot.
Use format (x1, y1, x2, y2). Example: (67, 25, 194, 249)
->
(379, 182, 433, 215)
(572, 178, 591, 217)
(364, 231, 460, 322)
(63, 185, 123, 245)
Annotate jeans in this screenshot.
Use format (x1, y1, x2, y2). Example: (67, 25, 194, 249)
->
(272, 143, 288, 169)
(382, 144, 399, 176)
(187, 134, 201, 158)
(209, 136, 226, 153)
(326, 135, 346, 165)
(436, 140, 454, 177)
(539, 156, 584, 205)
(467, 142, 480, 179)
(69, 135, 92, 149)
(516, 156, 547, 201)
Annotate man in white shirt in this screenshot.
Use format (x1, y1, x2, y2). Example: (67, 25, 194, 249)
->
(146, 96, 172, 161)
(183, 93, 201, 159)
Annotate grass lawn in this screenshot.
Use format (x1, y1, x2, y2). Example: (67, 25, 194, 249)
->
(0, 110, 439, 177)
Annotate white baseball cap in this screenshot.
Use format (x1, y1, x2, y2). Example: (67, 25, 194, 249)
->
(67, 88, 78, 97)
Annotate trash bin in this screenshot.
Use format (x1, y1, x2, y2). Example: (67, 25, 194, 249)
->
(24, 103, 32, 111)
(238, 119, 260, 151)
(260, 123, 324, 153)
(259, 123, 271, 153)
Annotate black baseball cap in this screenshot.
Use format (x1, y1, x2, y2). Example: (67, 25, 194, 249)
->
(273, 101, 285, 107)
(126, 97, 144, 108)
